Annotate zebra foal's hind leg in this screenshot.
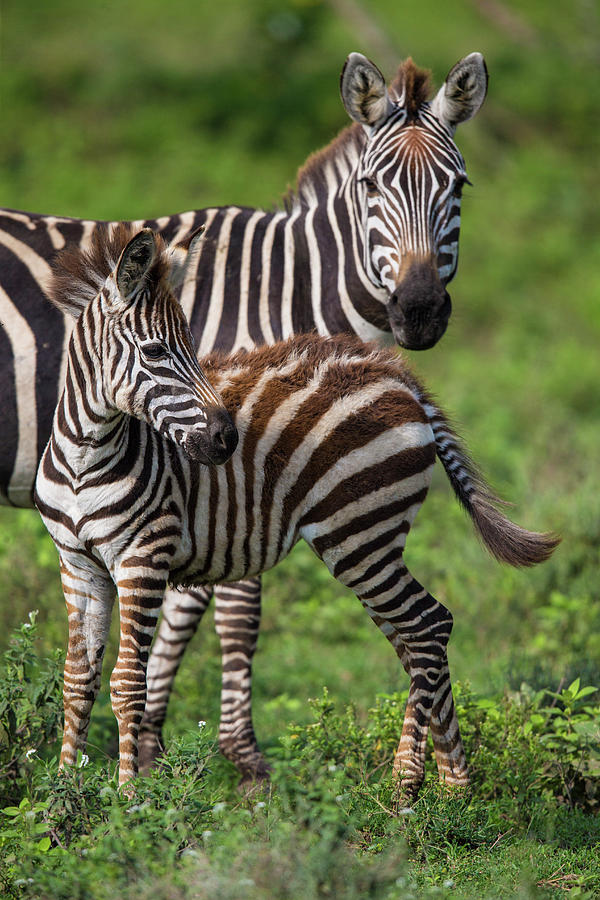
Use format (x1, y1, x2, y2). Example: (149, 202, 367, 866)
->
(58, 555, 116, 769)
(329, 543, 459, 801)
(139, 583, 214, 774)
(213, 577, 269, 783)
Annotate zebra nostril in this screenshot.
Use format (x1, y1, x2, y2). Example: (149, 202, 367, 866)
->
(206, 408, 238, 460)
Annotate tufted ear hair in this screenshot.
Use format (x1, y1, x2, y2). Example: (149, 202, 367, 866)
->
(340, 52, 394, 130)
(429, 52, 488, 133)
(116, 229, 157, 299)
(166, 225, 205, 293)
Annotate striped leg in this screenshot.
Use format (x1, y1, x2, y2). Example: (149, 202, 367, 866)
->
(59, 555, 115, 769)
(395, 644, 468, 789)
(324, 532, 458, 800)
(139, 584, 213, 774)
(213, 578, 268, 781)
(359, 576, 454, 800)
(430, 668, 469, 788)
(111, 566, 168, 786)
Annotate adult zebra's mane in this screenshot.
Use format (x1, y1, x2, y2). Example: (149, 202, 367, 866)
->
(47, 223, 169, 317)
(290, 58, 432, 209)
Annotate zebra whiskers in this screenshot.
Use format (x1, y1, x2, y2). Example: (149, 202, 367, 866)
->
(37, 232, 558, 792)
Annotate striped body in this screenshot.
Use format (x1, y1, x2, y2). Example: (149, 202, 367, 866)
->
(0, 53, 489, 507)
(36, 229, 558, 790)
(3, 52, 491, 784)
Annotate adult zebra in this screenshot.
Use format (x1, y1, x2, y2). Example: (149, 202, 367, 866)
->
(0, 51, 488, 775)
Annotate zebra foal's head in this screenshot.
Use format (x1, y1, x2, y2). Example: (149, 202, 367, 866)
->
(341, 51, 488, 350)
(50, 225, 238, 465)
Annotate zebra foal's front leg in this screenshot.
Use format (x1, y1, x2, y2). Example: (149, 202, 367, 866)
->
(58, 555, 115, 769)
(112, 561, 170, 786)
(139, 583, 214, 774)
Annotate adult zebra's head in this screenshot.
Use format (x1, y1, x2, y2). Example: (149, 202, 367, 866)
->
(51, 226, 238, 465)
(341, 52, 488, 350)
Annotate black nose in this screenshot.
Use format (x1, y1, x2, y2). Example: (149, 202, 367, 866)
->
(205, 406, 238, 463)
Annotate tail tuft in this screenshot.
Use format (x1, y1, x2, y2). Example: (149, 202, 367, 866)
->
(415, 389, 560, 568)
(470, 496, 560, 567)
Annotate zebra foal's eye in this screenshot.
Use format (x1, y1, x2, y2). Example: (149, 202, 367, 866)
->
(141, 342, 168, 361)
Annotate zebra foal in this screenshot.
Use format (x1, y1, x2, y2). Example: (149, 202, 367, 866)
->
(34, 225, 238, 783)
(36, 228, 558, 792)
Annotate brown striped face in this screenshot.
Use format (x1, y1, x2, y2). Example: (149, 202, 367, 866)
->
(102, 230, 238, 465)
(341, 53, 488, 350)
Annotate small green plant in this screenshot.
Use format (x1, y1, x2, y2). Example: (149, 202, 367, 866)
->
(0, 611, 64, 805)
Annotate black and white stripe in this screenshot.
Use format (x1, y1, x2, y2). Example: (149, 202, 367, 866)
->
(1, 52, 490, 778)
(36, 226, 557, 791)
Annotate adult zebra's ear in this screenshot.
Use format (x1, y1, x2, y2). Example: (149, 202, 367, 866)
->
(167, 225, 205, 293)
(340, 52, 394, 130)
(116, 229, 157, 299)
(430, 52, 488, 133)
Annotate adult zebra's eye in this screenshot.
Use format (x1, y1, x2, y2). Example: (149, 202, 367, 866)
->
(452, 175, 472, 198)
(141, 342, 168, 361)
(361, 176, 379, 196)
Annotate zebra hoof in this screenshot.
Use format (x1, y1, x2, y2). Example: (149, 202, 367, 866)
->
(236, 758, 272, 795)
(138, 731, 165, 776)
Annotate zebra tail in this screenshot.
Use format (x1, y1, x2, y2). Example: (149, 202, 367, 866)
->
(420, 396, 560, 568)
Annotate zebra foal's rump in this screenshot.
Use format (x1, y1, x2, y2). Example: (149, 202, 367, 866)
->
(36, 226, 558, 792)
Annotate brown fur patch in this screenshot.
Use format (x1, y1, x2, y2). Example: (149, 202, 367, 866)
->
(390, 58, 432, 121)
(48, 223, 170, 317)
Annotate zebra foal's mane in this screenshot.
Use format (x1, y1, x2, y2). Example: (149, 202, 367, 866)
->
(290, 58, 432, 208)
(47, 223, 170, 317)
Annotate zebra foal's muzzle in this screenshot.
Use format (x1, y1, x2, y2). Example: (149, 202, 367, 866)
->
(183, 406, 238, 466)
(388, 258, 452, 351)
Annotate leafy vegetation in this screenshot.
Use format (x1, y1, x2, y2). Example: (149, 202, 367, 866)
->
(1, 0, 599, 896)
(1, 619, 599, 898)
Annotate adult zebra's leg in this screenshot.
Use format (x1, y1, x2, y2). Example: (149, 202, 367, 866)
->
(139, 584, 214, 774)
(213, 577, 268, 782)
(58, 555, 115, 769)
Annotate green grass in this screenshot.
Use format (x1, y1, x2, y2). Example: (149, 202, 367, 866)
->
(1, 0, 599, 896)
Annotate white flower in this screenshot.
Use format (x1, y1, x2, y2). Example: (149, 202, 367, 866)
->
(198, 720, 206, 730)
(25, 748, 37, 760)
(78, 753, 89, 768)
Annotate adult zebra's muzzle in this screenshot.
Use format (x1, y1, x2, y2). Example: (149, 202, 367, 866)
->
(184, 407, 238, 465)
(388, 258, 452, 351)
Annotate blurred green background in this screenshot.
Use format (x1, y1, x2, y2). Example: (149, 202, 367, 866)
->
(1, 0, 599, 759)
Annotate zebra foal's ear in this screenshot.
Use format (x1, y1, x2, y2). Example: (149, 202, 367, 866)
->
(430, 52, 488, 133)
(116, 229, 157, 299)
(340, 52, 393, 130)
(166, 225, 205, 293)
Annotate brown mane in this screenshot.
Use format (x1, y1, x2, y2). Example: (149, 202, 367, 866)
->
(390, 58, 432, 121)
(48, 223, 168, 317)
(289, 122, 366, 209)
